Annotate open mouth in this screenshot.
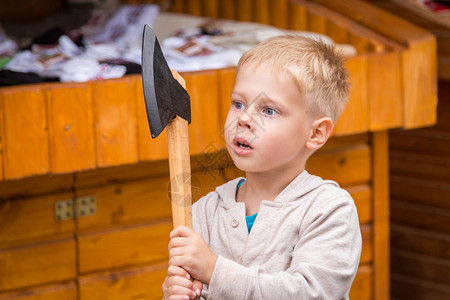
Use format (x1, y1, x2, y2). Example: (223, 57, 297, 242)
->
(234, 137, 253, 150)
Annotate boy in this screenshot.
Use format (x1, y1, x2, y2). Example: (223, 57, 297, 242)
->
(162, 35, 362, 299)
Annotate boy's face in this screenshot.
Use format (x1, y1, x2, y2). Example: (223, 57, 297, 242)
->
(224, 62, 314, 174)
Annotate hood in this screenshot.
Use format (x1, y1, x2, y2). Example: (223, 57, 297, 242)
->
(215, 170, 339, 205)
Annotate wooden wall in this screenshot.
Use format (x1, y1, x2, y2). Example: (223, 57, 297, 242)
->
(0, 133, 378, 299)
(389, 81, 450, 300)
(0, 0, 439, 299)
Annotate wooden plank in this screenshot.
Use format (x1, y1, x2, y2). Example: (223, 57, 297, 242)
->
(254, 0, 270, 24)
(372, 130, 390, 300)
(0, 96, 3, 181)
(402, 38, 438, 129)
(170, 0, 184, 13)
(312, 0, 432, 44)
(327, 21, 348, 45)
(391, 273, 450, 300)
(203, 0, 218, 18)
(306, 11, 327, 35)
(390, 151, 450, 184)
(0, 173, 73, 200)
(299, 0, 405, 51)
(390, 175, 450, 210)
(308, 144, 372, 187)
(77, 221, 171, 274)
(288, 2, 307, 31)
(334, 55, 368, 136)
(0, 192, 75, 244)
(76, 168, 228, 230)
(389, 129, 450, 159)
(360, 224, 373, 265)
(391, 224, 450, 260)
(219, 0, 235, 19)
(236, 0, 252, 21)
(367, 52, 403, 131)
(1, 88, 49, 180)
(0, 282, 77, 300)
(218, 67, 236, 148)
(349, 33, 370, 54)
(79, 263, 167, 300)
(349, 265, 373, 300)
(46, 83, 95, 174)
(269, 0, 288, 29)
(92, 77, 138, 168)
(75, 177, 172, 230)
(0, 237, 76, 291)
(182, 71, 221, 155)
(135, 76, 168, 162)
(391, 200, 450, 235)
(345, 184, 372, 224)
(186, 0, 202, 16)
(391, 249, 450, 286)
(73, 160, 169, 189)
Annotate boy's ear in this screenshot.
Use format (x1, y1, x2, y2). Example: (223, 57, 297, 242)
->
(306, 117, 334, 151)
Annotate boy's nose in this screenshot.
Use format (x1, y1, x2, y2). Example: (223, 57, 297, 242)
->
(237, 111, 253, 130)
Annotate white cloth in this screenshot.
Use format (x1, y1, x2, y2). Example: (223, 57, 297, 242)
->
(193, 170, 362, 299)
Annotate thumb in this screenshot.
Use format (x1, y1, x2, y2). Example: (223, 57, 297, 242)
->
(192, 279, 203, 297)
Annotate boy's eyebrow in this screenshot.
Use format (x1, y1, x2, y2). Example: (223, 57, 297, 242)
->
(232, 90, 282, 106)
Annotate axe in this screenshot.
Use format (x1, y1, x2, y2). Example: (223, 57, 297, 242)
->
(141, 24, 193, 229)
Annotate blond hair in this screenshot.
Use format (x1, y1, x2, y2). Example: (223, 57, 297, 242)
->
(237, 35, 350, 123)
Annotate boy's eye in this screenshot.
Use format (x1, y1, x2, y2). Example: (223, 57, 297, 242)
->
(233, 101, 244, 110)
(263, 107, 278, 116)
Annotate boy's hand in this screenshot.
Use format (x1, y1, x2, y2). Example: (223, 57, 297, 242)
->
(162, 265, 202, 300)
(169, 226, 218, 284)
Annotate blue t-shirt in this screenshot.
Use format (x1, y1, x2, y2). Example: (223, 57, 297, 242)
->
(237, 179, 257, 233)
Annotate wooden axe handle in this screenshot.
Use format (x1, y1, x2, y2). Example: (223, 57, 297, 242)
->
(168, 70, 192, 229)
(168, 71, 200, 300)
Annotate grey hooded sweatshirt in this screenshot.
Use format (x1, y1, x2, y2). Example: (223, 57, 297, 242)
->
(193, 170, 362, 300)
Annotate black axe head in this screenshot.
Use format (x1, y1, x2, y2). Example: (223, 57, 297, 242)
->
(141, 24, 191, 138)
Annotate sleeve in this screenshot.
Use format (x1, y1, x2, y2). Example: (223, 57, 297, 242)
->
(206, 194, 362, 300)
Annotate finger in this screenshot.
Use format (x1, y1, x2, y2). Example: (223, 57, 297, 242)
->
(167, 295, 194, 300)
(168, 265, 190, 279)
(168, 236, 188, 251)
(167, 275, 193, 289)
(167, 282, 197, 299)
(192, 279, 203, 297)
(170, 226, 196, 239)
(169, 245, 187, 259)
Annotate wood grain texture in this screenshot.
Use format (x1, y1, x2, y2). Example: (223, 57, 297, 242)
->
(77, 221, 171, 274)
(79, 263, 167, 300)
(334, 55, 368, 136)
(0, 282, 77, 300)
(182, 71, 221, 155)
(372, 131, 390, 300)
(349, 265, 373, 300)
(92, 77, 138, 168)
(367, 52, 403, 131)
(0, 192, 75, 244)
(308, 144, 372, 187)
(135, 76, 168, 162)
(0, 237, 76, 291)
(76, 177, 172, 230)
(46, 83, 95, 174)
(1, 88, 49, 180)
(345, 184, 372, 224)
(288, 2, 307, 31)
(402, 38, 438, 129)
(269, 0, 288, 28)
(167, 71, 193, 229)
(0, 97, 3, 181)
(218, 68, 236, 148)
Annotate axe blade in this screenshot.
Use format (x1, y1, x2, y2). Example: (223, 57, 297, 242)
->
(141, 24, 191, 138)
